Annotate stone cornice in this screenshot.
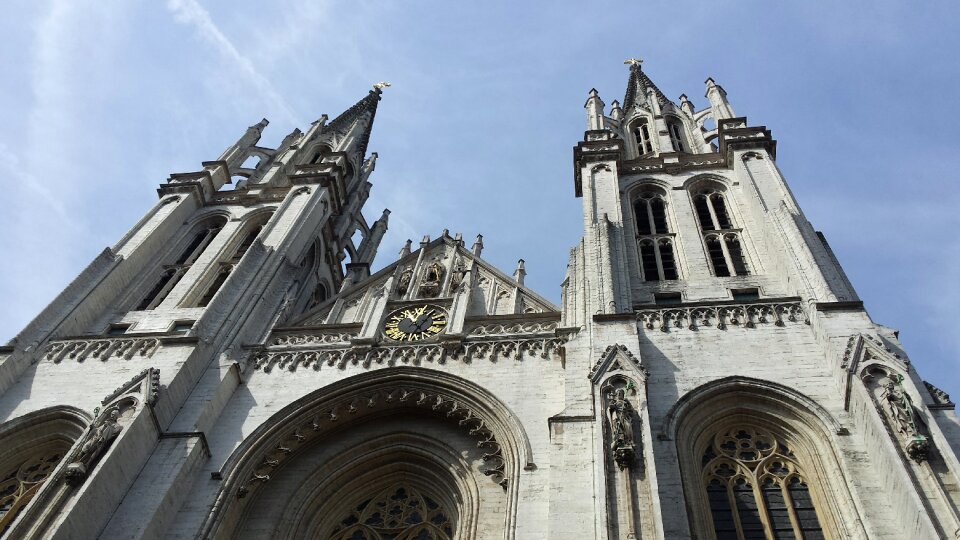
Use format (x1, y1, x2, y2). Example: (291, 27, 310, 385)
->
(636, 297, 806, 332)
(252, 323, 576, 373)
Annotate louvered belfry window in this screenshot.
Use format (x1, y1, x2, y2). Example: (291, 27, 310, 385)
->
(693, 187, 750, 277)
(137, 216, 226, 310)
(634, 189, 679, 281)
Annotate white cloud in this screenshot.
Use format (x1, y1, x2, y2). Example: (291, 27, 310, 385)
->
(166, 0, 300, 125)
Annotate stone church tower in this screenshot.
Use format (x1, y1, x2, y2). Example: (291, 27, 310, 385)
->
(0, 63, 958, 539)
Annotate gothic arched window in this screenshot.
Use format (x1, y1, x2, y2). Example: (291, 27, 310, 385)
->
(701, 427, 825, 539)
(195, 212, 272, 308)
(632, 118, 653, 157)
(137, 216, 226, 310)
(667, 118, 687, 153)
(633, 189, 679, 281)
(692, 186, 750, 277)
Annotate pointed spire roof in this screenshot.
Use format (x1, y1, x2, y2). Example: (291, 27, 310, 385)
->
(622, 61, 670, 111)
(323, 86, 384, 159)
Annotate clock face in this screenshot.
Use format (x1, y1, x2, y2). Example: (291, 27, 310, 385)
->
(383, 305, 447, 342)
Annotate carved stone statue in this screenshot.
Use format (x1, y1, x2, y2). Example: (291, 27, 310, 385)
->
(882, 375, 930, 463)
(418, 262, 445, 298)
(65, 409, 124, 485)
(396, 269, 413, 296)
(606, 388, 636, 470)
(449, 260, 467, 293)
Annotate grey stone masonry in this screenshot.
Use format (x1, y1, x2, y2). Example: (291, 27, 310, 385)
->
(0, 65, 957, 540)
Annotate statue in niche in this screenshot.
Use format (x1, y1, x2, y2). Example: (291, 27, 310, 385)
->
(396, 268, 413, 297)
(449, 259, 467, 293)
(882, 373, 930, 463)
(418, 262, 445, 298)
(606, 387, 637, 470)
(65, 408, 124, 485)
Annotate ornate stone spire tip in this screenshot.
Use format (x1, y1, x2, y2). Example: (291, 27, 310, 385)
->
(624, 57, 643, 69)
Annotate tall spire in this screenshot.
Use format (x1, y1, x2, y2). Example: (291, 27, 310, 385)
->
(315, 84, 387, 161)
(622, 59, 670, 112)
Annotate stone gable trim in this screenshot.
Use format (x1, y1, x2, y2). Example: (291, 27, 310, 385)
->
(924, 381, 955, 410)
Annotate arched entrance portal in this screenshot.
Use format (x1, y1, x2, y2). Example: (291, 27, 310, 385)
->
(203, 368, 532, 540)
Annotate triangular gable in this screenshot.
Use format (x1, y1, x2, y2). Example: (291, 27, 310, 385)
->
(589, 344, 648, 384)
(285, 234, 559, 329)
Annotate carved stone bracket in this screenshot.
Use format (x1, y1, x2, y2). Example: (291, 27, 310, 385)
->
(636, 299, 806, 332)
(43, 337, 161, 363)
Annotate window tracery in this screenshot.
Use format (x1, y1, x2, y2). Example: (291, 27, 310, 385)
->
(330, 485, 454, 540)
(693, 186, 749, 277)
(701, 427, 824, 540)
(137, 216, 226, 310)
(195, 213, 272, 307)
(0, 445, 70, 534)
(667, 118, 687, 153)
(632, 118, 653, 157)
(634, 189, 678, 281)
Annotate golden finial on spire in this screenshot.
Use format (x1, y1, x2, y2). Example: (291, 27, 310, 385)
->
(624, 57, 643, 67)
(373, 81, 392, 90)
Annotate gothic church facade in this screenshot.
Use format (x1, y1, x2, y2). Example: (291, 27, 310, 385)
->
(0, 62, 958, 539)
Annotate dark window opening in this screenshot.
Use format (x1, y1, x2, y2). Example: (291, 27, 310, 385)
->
(695, 196, 714, 231)
(106, 324, 130, 336)
(635, 200, 652, 235)
(633, 120, 653, 155)
(707, 237, 730, 277)
(639, 241, 659, 282)
(171, 321, 194, 334)
(731, 288, 760, 302)
(712, 193, 733, 229)
(669, 121, 686, 152)
(137, 269, 179, 311)
(654, 292, 682, 305)
(229, 225, 262, 264)
(659, 240, 679, 280)
(727, 236, 750, 275)
(650, 198, 668, 234)
(197, 269, 230, 308)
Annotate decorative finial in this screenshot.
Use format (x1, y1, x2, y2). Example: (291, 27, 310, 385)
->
(624, 57, 643, 67)
(373, 82, 392, 90)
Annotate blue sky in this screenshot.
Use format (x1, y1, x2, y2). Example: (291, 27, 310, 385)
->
(2, 1, 959, 399)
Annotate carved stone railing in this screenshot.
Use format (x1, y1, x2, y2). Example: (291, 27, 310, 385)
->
(465, 320, 559, 337)
(252, 327, 576, 373)
(43, 337, 161, 363)
(636, 298, 806, 333)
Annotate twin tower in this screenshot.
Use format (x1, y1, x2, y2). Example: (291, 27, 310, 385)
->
(0, 62, 957, 539)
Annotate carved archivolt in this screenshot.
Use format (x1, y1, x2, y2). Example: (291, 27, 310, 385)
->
(202, 369, 532, 539)
(637, 300, 805, 332)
